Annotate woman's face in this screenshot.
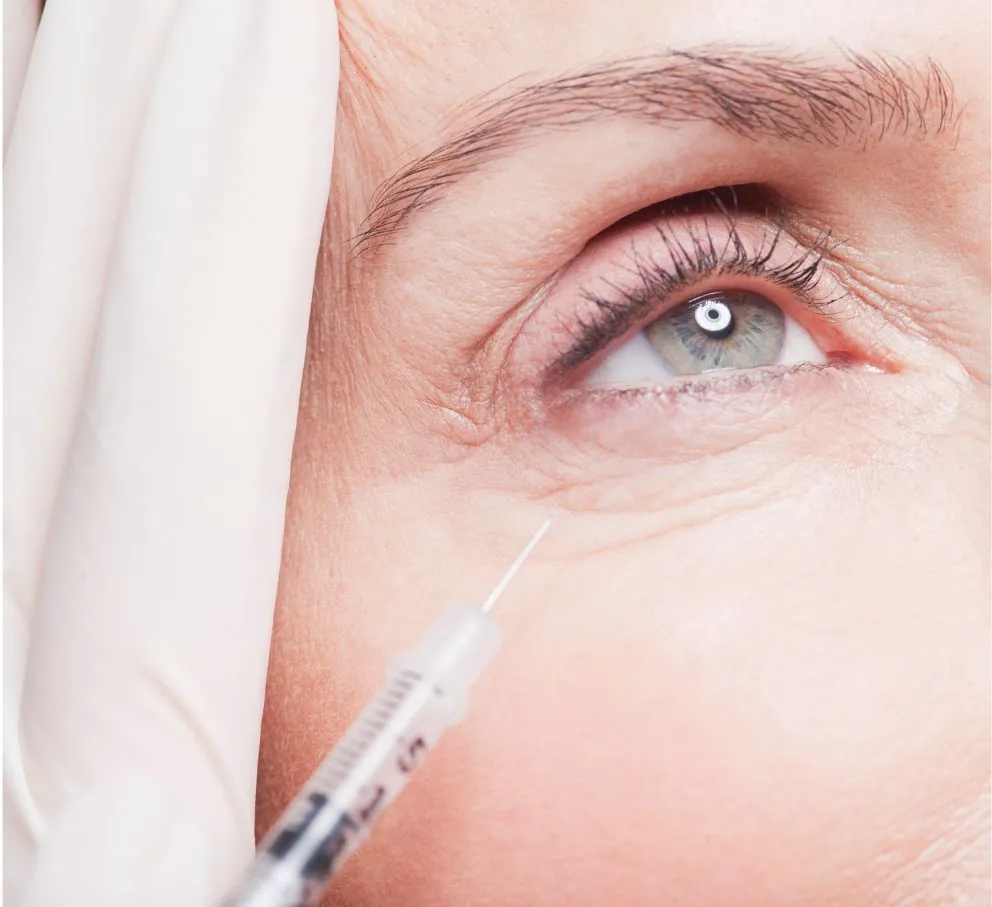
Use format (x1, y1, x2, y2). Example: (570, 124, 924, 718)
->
(258, 0, 990, 903)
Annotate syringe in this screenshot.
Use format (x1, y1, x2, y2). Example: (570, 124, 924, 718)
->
(224, 519, 552, 907)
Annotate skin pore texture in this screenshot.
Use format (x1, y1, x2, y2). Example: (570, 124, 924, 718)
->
(257, 1, 991, 905)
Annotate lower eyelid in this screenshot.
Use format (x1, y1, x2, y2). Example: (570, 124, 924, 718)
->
(543, 361, 860, 463)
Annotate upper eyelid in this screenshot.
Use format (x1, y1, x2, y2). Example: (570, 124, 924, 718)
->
(621, 218, 843, 313)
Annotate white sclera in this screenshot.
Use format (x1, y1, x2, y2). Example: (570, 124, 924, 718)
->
(779, 309, 827, 366)
(585, 330, 677, 386)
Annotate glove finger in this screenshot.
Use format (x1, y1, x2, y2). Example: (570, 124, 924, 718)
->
(18, 0, 338, 899)
(4, 1, 186, 894)
(4, 0, 182, 651)
(3, 0, 41, 152)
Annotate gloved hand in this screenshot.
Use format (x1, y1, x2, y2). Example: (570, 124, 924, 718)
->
(4, 1, 339, 903)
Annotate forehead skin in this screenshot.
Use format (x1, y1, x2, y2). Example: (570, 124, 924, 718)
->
(258, 1, 990, 905)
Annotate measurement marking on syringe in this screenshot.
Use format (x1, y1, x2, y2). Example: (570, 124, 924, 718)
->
(319, 670, 425, 791)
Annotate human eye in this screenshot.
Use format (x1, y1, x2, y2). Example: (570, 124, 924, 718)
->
(535, 193, 854, 397)
(586, 285, 825, 385)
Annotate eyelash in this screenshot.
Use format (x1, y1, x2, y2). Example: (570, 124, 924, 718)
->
(549, 212, 845, 377)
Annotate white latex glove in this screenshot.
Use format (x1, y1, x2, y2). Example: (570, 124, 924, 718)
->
(4, 1, 339, 903)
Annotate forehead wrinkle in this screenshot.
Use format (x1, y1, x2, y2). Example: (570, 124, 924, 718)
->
(352, 45, 959, 256)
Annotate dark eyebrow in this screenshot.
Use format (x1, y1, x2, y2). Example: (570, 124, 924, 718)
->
(353, 46, 958, 254)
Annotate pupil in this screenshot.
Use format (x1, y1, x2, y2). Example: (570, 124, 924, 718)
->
(694, 300, 733, 338)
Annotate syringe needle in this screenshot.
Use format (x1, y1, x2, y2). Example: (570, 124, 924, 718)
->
(481, 517, 553, 614)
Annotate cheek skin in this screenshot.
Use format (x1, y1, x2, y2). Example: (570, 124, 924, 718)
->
(259, 419, 989, 907)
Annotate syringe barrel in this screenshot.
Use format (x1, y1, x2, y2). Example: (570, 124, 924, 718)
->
(390, 604, 502, 722)
(224, 605, 501, 907)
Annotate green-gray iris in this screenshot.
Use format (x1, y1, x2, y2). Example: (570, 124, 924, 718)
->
(645, 290, 786, 375)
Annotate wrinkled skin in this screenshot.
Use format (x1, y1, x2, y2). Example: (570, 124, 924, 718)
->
(258, 1, 991, 904)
